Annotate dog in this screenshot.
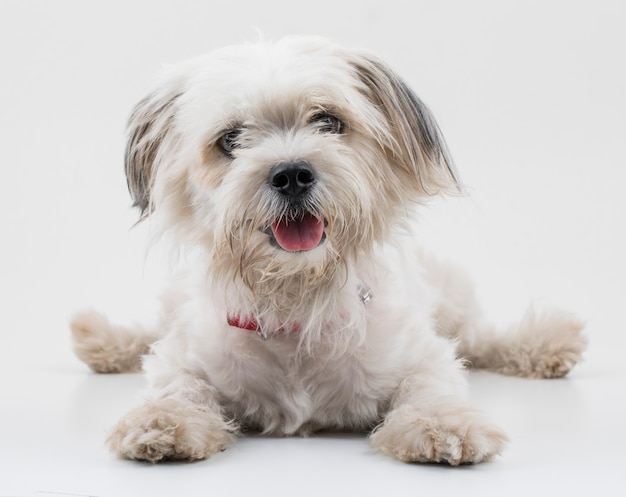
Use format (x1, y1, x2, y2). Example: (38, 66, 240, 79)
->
(71, 36, 587, 465)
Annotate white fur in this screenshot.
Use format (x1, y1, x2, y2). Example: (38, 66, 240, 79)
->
(71, 36, 587, 465)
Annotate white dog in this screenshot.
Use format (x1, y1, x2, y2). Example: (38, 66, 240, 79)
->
(71, 36, 587, 465)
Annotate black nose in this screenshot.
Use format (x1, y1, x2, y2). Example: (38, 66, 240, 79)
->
(269, 161, 316, 197)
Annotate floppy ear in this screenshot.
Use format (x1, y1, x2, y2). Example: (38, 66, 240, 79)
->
(125, 85, 182, 219)
(350, 55, 460, 195)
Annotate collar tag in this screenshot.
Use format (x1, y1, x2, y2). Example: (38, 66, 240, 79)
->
(257, 322, 268, 341)
(357, 283, 374, 305)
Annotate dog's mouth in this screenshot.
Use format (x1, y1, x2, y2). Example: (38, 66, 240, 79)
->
(265, 213, 327, 252)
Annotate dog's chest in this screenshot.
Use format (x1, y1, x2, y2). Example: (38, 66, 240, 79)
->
(217, 336, 397, 434)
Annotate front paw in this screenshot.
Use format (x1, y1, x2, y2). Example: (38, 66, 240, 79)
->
(107, 399, 236, 463)
(370, 405, 507, 465)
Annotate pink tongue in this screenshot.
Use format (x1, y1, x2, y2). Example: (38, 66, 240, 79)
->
(271, 214, 324, 252)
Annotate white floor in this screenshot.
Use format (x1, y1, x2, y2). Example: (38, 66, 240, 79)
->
(1, 1, 625, 496)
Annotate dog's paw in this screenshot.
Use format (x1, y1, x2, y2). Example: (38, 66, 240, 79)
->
(70, 310, 148, 373)
(370, 405, 507, 465)
(467, 308, 588, 379)
(528, 310, 588, 379)
(107, 399, 236, 463)
(71, 310, 128, 373)
(504, 309, 588, 379)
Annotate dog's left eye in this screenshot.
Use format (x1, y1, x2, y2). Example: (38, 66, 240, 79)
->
(218, 129, 243, 157)
(312, 113, 343, 134)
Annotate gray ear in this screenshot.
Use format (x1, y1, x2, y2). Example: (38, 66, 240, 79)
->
(125, 88, 181, 218)
(350, 55, 460, 194)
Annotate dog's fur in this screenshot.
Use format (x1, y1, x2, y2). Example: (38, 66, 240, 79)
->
(71, 36, 587, 465)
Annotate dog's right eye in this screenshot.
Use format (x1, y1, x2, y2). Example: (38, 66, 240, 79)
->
(218, 129, 243, 157)
(312, 113, 343, 134)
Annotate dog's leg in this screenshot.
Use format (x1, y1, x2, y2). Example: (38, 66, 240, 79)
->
(107, 373, 236, 463)
(453, 307, 587, 379)
(370, 335, 507, 465)
(423, 255, 587, 378)
(70, 310, 161, 373)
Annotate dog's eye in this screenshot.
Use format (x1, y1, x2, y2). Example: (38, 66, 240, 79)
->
(218, 129, 243, 157)
(312, 113, 343, 134)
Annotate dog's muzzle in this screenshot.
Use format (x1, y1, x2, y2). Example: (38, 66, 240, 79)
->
(265, 161, 326, 252)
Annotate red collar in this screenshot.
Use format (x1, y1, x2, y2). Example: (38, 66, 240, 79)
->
(227, 283, 373, 340)
(226, 314, 262, 332)
(227, 314, 301, 339)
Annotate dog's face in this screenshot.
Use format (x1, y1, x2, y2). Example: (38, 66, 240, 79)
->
(125, 37, 458, 312)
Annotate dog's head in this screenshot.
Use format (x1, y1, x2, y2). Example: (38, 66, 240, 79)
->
(125, 36, 458, 318)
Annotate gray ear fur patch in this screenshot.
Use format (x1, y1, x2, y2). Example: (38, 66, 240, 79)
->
(125, 92, 181, 218)
(350, 55, 460, 194)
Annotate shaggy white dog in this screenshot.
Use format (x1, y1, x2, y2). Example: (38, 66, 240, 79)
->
(71, 36, 587, 465)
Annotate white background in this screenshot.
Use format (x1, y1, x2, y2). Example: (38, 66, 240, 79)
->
(1, 1, 625, 496)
